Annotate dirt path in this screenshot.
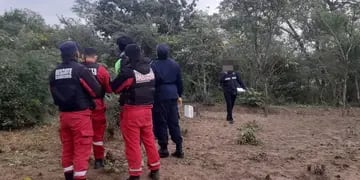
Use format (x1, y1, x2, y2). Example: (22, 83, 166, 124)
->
(1, 106, 360, 180)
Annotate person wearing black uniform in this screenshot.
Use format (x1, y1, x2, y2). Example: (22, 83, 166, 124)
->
(219, 67, 246, 124)
(152, 44, 184, 159)
(49, 41, 102, 180)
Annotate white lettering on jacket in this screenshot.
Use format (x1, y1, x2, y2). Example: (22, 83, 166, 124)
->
(55, 68, 72, 80)
(134, 69, 154, 84)
(89, 68, 97, 76)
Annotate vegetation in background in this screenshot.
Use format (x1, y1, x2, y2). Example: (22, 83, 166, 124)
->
(1, 0, 360, 129)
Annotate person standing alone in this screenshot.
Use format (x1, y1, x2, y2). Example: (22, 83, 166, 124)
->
(152, 43, 184, 158)
(49, 41, 102, 180)
(219, 64, 247, 124)
(81, 48, 112, 169)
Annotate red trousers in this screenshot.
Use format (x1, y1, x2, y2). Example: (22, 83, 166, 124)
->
(60, 109, 93, 180)
(120, 105, 160, 176)
(91, 99, 107, 159)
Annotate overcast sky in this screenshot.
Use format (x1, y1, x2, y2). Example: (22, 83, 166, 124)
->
(0, 0, 221, 25)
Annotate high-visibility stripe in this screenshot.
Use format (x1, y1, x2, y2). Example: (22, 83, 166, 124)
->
(93, 141, 104, 146)
(129, 168, 142, 172)
(74, 171, 87, 177)
(63, 165, 74, 172)
(149, 161, 160, 167)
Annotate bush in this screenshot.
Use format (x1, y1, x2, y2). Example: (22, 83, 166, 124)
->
(237, 121, 261, 145)
(238, 88, 265, 107)
(0, 49, 58, 129)
(105, 95, 120, 140)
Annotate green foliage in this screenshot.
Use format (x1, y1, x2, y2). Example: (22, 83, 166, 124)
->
(237, 121, 261, 146)
(0, 9, 59, 129)
(2, 0, 360, 129)
(0, 49, 58, 129)
(238, 89, 265, 107)
(105, 95, 120, 140)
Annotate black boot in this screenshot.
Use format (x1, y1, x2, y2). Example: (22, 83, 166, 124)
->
(64, 171, 74, 180)
(94, 159, 105, 169)
(158, 145, 169, 158)
(227, 115, 234, 124)
(127, 176, 140, 180)
(149, 170, 160, 180)
(172, 144, 184, 158)
(229, 119, 234, 124)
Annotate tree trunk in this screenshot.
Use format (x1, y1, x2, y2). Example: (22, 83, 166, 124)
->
(342, 74, 348, 116)
(203, 66, 207, 96)
(355, 75, 360, 105)
(264, 78, 269, 117)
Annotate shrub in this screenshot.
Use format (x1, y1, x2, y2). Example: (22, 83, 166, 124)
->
(105, 95, 120, 140)
(237, 121, 261, 145)
(238, 88, 265, 107)
(0, 49, 58, 129)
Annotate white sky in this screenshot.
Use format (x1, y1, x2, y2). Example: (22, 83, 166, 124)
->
(0, 0, 221, 25)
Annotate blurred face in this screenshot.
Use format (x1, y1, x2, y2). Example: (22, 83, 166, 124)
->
(78, 52, 85, 62)
(84, 55, 98, 63)
(223, 65, 234, 71)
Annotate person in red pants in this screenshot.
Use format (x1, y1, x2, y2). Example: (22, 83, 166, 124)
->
(81, 48, 112, 169)
(111, 44, 160, 180)
(49, 41, 102, 180)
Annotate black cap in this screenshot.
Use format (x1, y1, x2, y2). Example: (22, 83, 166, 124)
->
(116, 36, 134, 52)
(59, 41, 79, 59)
(84, 47, 97, 56)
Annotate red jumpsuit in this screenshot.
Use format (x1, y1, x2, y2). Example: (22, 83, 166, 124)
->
(83, 63, 112, 160)
(111, 63, 160, 177)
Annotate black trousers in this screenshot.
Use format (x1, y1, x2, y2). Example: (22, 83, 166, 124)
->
(153, 99, 183, 150)
(224, 91, 237, 121)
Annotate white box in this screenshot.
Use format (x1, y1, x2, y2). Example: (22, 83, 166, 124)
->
(184, 105, 194, 118)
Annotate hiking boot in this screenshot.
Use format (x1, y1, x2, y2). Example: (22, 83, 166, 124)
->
(127, 176, 140, 180)
(171, 151, 184, 159)
(158, 147, 169, 158)
(94, 159, 104, 169)
(229, 120, 234, 124)
(64, 171, 74, 180)
(149, 170, 160, 180)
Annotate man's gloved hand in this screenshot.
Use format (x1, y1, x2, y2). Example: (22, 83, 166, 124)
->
(178, 97, 183, 106)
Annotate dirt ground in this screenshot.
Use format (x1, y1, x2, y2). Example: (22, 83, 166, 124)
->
(1, 105, 360, 180)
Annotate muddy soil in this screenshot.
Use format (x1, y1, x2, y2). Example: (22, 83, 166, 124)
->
(1, 106, 360, 180)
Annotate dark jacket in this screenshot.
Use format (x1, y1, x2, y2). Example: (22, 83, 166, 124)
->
(111, 44, 155, 105)
(219, 71, 246, 94)
(151, 44, 183, 101)
(49, 59, 102, 112)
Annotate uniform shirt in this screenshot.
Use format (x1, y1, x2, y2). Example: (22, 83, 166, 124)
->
(219, 71, 246, 94)
(49, 60, 102, 112)
(82, 62, 112, 98)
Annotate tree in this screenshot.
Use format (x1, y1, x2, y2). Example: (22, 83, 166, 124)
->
(313, 2, 360, 110)
(220, 0, 287, 116)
